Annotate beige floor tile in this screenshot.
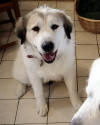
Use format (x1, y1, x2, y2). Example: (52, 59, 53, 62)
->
(21, 10, 30, 16)
(75, 12, 78, 20)
(0, 61, 13, 78)
(0, 79, 20, 99)
(75, 21, 85, 31)
(50, 82, 69, 98)
(98, 45, 100, 54)
(65, 10, 74, 20)
(0, 100, 18, 124)
(57, 1, 74, 11)
(78, 77, 88, 97)
(23, 84, 49, 99)
(18, 124, 46, 125)
(76, 45, 99, 59)
(76, 32, 97, 44)
(0, 32, 10, 45)
(39, 1, 56, 8)
(48, 99, 75, 123)
(3, 45, 18, 60)
(0, 23, 13, 32)
(97, 34, 100, 44)
(77, 60, 94, 77)
(16, 99, 47, 124)
(20, 1, 38, 10)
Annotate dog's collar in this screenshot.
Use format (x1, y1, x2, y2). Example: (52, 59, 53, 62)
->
(27, 55, 34, 58)
(27, 55, 44, 66)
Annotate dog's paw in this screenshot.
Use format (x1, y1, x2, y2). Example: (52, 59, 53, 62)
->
(37, 103, 48, 117)
(16, 84, 26, 99)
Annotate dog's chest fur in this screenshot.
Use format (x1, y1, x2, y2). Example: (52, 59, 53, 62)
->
(22, 49, 70, 83)
(38, 59, 65, 82)
(33, 56, 71, 83)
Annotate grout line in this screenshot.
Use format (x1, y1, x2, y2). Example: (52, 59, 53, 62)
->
(2, 59, 15, 61)
(74, 5, 78, 92)
(0, 97, 88, 101)
(76, 43, 98, 45)
(37, 0, 40, 7)
(47, 122, 70, 124)
(75, 30, 88, 32)
(1, 59, 15, 61)
(77, 59, 94, 60)
(49, 97, 70, 99)
(49, 97, 70, 100)
(0, 123, 14, 125)
(76, 58, 97, 60)
(48, 97, 86, 100)
(55, 0, 57, 8)
(46, 82, 52, 125)
(0, 60, 14, 62)
(0, 49, 4, 64)
(56, 0, 58, 8)
(77, 75, 88, 77)
(0, 77, 13, 79)
(77, 76, 88, 78)
(75, 30, 96, 32)
(0, 99, 18, 100)
(96, 33, 100, 57)
(15, 123, 47, 125)
(76, 44, 99, 46)
(14, 99, 20, 125)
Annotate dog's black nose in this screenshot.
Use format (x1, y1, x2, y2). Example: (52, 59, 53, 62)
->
(42, 41, 54, 52)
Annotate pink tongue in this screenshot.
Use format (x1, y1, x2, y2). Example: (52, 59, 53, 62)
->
(43, 52, 55, 61)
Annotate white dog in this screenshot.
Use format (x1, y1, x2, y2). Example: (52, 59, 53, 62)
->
(71, 58, 100, 125)
(13, 6, 82, 116)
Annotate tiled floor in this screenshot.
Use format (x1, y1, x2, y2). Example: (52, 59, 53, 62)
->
(0, 0, 100, 125)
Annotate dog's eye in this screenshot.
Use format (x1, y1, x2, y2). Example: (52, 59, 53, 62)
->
(32, 26, 40, 32)
(51, 24, 59, 30)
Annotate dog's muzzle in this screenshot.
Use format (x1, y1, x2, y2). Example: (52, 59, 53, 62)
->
(40, 50, 57, 63)
(40, 41, 57, 63)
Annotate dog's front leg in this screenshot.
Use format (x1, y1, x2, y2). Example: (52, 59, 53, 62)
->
(27, 69, 48, 116)
(24, 58, 48, 116)
(31, 77, 48, 117)
(64, 66, 82, 111)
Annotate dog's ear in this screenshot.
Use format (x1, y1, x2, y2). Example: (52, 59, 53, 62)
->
(15, 17, 26, 44)
(58, 12, 73, 39)
(63, 16, 73, 39)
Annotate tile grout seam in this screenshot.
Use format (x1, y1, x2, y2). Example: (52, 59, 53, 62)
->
(96, 33, 100, 57)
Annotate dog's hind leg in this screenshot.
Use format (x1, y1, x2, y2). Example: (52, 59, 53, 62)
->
(13, 52, 30, 98)
(16, 83, 26, 99)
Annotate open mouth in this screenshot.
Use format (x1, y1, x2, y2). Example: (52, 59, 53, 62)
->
(40, 50, 57, 63)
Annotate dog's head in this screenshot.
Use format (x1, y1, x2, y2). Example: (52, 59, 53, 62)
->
(16, 6, 73, 63)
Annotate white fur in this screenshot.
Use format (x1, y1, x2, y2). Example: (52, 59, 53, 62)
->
(71, 58, 100, 125)
(13, 6, 81, 116)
